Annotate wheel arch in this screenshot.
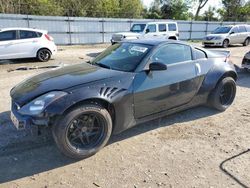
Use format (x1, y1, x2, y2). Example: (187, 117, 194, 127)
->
(36, 47, 52, 56)
(61, 98, 116, 131)
(168, 36, 177, 40)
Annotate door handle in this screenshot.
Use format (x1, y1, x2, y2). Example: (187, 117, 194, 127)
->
(195, 63, 201, 76)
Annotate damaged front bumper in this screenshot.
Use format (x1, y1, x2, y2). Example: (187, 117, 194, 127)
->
(11, 101, 49, 130)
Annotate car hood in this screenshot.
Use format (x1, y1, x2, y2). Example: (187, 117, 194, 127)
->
(114, 32, 142, 37)
(10, 63, 128, 106)
(205, 33, 228, 39)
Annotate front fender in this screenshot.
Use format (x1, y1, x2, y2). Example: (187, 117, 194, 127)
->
(44, 75, 136, 134)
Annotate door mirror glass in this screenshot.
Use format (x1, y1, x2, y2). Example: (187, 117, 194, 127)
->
(149, 62, 167, 71)
(145, 29, 150, 34)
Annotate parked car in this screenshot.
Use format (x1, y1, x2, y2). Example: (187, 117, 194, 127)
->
(202, 25, 250, 48)
(242, 51, 250, 71)
(0, 28, 57, 62)
(111, 22, 179, 44)
(10, 39, 237, 159)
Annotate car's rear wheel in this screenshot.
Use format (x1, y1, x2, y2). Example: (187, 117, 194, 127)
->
(52, 104, 112, 159)
(209, 77, 236, 111)
(222, 39, 229, 48)
(37, 49, 51, 62)
(243, 38, 250, 46)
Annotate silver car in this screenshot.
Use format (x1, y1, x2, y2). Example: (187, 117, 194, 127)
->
(203, 25, 250, 48)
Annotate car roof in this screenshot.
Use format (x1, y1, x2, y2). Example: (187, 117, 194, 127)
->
(0, 27, 47, 33)
(124, 38, 187, 46)
(133, 21, 177, 25)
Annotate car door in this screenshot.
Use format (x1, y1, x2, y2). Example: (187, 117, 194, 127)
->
(15, 30, 41, 58)
(144, 24, 158, 38)
(229, 26, 240, 44)
(238, 26, 248, 43)
(133, 43, 202, 119)
(158, 24, 168, 38)
(167, 23, 178, 38)
(0, 30, 18, 59)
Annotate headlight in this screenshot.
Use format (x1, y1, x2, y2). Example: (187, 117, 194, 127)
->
(19, 91, 67, 115)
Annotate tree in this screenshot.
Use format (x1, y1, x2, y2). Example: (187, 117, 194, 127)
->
(145, 0, 162, 19)
(194, 0, 209, 20)
(202, 6, 218, 21)
(161, 0, 191, 20)
(218, 0, 248, 21)
(119, 0, 144, 18)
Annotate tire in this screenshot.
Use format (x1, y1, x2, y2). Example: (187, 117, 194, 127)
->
(243, 38, 250, 46)
(52, 104, 112, 159)
(222, 39, 229, 48)
(209, 77, 236, 111)
(37, 48, 51, 62)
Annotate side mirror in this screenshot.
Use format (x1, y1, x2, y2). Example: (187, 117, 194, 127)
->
(230, 31, 235, 35)
(145, 29, 150, 34)
(149, 62, 167, 71)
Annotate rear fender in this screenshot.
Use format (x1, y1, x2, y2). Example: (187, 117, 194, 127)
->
(200, 62, 237, 93)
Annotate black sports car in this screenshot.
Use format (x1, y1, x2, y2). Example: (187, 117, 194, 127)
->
(242, 51, 250, 71)
(10, 39, 237, 159)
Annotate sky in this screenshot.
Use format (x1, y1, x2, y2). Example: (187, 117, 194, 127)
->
(142, 0, 222, 14)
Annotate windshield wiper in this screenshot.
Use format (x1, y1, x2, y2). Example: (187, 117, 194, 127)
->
(96, 63, 112, 70)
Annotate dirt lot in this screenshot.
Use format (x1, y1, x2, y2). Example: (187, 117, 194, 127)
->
(0, 43, 249, 188)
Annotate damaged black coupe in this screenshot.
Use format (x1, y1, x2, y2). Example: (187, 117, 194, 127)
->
(10, 39, 237, 159)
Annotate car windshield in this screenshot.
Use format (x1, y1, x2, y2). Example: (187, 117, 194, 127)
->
(212, 26, 232, 34)
(92, 43, 152, 72)
(130, 24, 146, 33)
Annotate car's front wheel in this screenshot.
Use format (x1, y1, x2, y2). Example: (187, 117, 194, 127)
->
(37, 48, 51, 62)
(209, 77, 236, 111)
(52, 104, 112, 159)
(243, 38, 250, 46)
(222, 39, 229, 48)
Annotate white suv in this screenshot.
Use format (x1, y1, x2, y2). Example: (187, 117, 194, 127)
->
(0, 28, 57, 62)
(111, 22, 179, 44)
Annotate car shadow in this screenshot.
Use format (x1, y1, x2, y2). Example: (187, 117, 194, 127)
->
(219, 149, 250, 188)
(203, 44, 244, 49)
(0, 58, 55, 65)
(0, 105, 218, 183)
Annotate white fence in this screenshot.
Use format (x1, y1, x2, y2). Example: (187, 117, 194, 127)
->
(0, 14, 249, 45)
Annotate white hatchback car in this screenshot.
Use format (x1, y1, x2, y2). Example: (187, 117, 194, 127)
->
(0, 28, 57, 62)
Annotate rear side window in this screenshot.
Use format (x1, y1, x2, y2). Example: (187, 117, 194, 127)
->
(146, 24, 156, 33)
(159, 24, 167, 32)
(19, 30, 39, 39)
(195, 48, 207, 59)
(0, 30, 16, 41)
(238, 26, 247, 33)
(168, 24, 177, 31)
(152, 44, 192, 65)
(37, 32, 43, 37)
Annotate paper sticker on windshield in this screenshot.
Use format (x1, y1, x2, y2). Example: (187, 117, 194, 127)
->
(130, 46, 148, 53)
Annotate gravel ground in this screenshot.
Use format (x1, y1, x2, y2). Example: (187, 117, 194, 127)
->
(0, 43, 249, 188)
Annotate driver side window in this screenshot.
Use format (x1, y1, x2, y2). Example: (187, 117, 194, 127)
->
(146, 24, 156, 33)
(231, 27, 239, 33)
(152, 44, 192, 65)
